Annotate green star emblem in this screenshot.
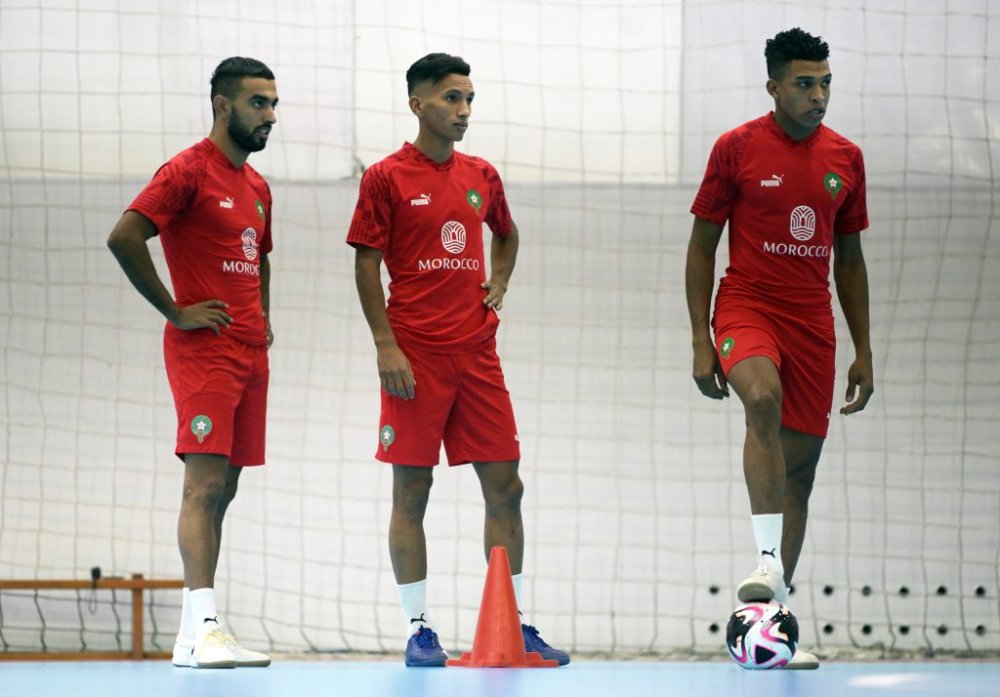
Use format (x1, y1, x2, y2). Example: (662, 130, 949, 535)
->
(466, 189, 482, 211)
(380, 424, 395, 452)
(824, 172, 843, 201)
(190, 415, 213, 444)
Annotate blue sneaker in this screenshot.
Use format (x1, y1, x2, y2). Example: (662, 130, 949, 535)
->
(405, 627, 447, 667)
(521, 624, 570, 666)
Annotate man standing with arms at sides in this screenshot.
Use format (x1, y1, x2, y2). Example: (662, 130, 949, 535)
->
(347, 53, 569, 668)
(685, 29, 874, 670)
(107, 57, 277, 669)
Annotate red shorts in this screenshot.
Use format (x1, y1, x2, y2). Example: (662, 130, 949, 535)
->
(163, 326, 269, 466)
(712, 302, 835, 438)
(376, 339, 520, 466)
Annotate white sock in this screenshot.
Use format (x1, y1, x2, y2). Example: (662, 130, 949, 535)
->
(398, 579, 432, 636)
(511, 573, 524, 623)
(751, 513, 785, 577)
(189, 587, 220, 638)
(177, 587, 194, 641)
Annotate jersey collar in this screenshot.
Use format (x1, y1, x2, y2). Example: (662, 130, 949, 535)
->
(765, 112, 824, 147)
(403, 142, 456, 171)
(200, 137, 245, 171)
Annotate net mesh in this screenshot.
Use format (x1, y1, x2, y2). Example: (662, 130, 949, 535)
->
(1, 0, 998, 657)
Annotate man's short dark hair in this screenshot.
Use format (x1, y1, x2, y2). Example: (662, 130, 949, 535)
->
(210, 56, 275, 100)
(406, 53, 471, 95)
(765, 28, 829, 79)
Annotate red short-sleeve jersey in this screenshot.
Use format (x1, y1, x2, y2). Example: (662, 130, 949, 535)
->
(347, 143, 513, 353)
(128, 138, 273, 346)
(692, 113, 868, 314)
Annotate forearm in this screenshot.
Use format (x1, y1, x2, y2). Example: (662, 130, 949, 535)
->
(834, 257, 872, 357)
(107, 232, 179, 322)
(685, 218, 724, 347)
(490, 224, 519, 287)
(355, 253, 398, 348)
(354, 246, 415, 397)
(259, 254, 271, 317)
(685, 219, 730, 399)
(685, 245, 716, 346)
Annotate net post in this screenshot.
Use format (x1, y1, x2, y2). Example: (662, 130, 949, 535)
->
(131, 574, 144, 659)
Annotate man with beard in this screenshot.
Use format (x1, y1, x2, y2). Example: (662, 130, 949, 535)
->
(108, 56, 277, 669)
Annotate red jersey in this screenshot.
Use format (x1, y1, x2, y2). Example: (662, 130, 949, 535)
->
(128, 138, 273, 346)
(346, 142, 513, 353)
(692, 113, 868, 314)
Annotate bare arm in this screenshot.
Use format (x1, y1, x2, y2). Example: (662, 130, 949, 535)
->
(482, 221, 519, 310)
(833, 232, 874, 415)
(106, 211, 232, 333)
(260, 253, 273, 347)
(685, 216, 729, 399)
(354, 245, 414, 399)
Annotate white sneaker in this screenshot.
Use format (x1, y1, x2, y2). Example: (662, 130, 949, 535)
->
(219, 630, 271, 667)
(784, 648, 819, 670)
(191, 625, 238, 669)
(176, 630, 271, 667)
(736, 563, 784, 602)
(171, 636, 195, 667)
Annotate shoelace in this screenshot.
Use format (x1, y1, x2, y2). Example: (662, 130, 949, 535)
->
(223, 636, 267, 659)
(195, 626, 232, 653)
(414, 629, 441, 650)
(204, 627, 228, 641)
(522, 624, 548, 648)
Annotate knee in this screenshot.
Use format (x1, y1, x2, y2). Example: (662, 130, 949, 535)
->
(742, 386, 782, 430)
(785, 462, 817, 501)
(394, 474, 432, 522)
(182, 476, 228, 512)
(221, 477, 239, 507)
(483, 474, 524, 514)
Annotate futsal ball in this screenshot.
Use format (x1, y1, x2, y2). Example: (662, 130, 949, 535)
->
(726, 600, 799, 670)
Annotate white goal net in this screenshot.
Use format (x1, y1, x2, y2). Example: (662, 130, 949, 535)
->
(1, 0, 997, 657)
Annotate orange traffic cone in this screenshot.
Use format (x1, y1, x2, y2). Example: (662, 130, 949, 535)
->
(447, 546, 559, 667)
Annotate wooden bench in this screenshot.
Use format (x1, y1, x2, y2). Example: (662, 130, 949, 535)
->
(0, 574, 183, 660)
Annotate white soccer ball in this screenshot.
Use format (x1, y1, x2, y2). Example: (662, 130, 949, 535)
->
(726, 600, 799, 670)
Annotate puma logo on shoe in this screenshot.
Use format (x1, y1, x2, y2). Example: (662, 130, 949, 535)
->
(761, 548, 777, 558)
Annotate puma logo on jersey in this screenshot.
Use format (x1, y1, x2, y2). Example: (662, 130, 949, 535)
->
(219, 196, 235, 208)
(410, 193, 432, 206)
(761, 548, 777, 558)
(760, 174, 784, 188)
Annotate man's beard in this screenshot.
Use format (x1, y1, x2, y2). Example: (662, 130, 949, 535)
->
(228, 111, 267, 153)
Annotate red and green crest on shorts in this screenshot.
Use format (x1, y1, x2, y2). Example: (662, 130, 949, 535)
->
(191, 415, 213, 444)
(380, 424, 395, 452)
(720, 337, 735, 360)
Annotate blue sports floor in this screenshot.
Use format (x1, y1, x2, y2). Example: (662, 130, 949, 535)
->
(3, 660, 999, 697)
